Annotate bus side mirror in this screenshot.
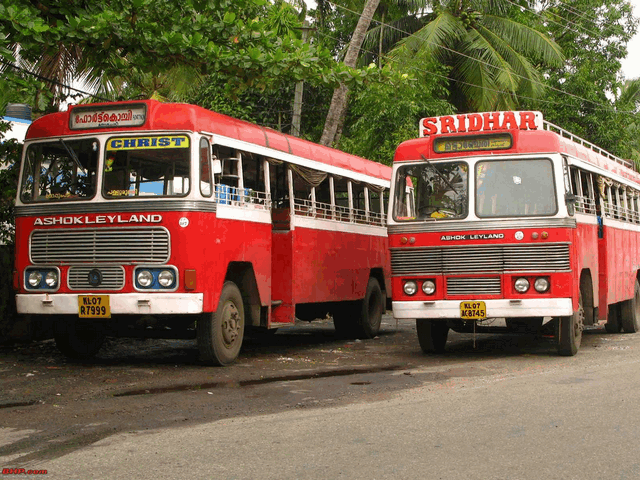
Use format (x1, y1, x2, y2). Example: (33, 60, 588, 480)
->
(565, 193, 576, 216)
(212, 159, 222, 175)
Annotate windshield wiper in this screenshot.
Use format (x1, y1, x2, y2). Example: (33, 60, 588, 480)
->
(59, 138, 84, 171)
(420, 154, 458, 195)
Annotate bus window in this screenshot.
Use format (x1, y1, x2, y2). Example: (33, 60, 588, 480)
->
(315, 176, 332, 218)
(352, 181, 366, 223)
(242, 151, 267, 204)
(21, 138, 98, 203)
(269, 160, 289, 208)
(333, 176, 350, 221)
(476, 159, 555, 217)
(394, 161, 467, 221)
(292, 167, 314, 215)
(200, 138, 212, 197)
(580, 170, 596, 214)
(104, 135, 190, 198)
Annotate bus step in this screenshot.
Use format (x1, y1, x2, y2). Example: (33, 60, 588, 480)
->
(271, 300, 283, 307)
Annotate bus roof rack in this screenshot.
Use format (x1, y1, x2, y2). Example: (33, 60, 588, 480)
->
(542, 120, 635, 171)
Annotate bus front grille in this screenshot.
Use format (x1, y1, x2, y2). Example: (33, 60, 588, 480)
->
(446, 277, 501, 296)
(68, 266, 126, 290)
(30, 227, 170, 264)
(391, 243, 570, 275)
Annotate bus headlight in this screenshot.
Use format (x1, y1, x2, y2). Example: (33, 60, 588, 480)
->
(534, 277, 550, 293)
(158, 270, 175, 288)
(137, 270, 153, 288)
(514, 278, 530, 293)
(403, 281, 418, 296)
(45, 271, 58, 288)
(422, 280, 436, 295)
(28, 271, 43, 287)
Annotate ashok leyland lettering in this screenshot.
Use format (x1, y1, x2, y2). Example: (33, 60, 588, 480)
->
(388, 111, 640, 356)
(14, 100, 392, 365)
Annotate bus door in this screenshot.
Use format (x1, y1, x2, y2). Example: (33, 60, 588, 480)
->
(270, 161, 295, 324)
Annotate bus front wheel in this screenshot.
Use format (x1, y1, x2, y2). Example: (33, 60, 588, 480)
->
(620, 279, 640, 333)
(416, 319, 449, 354)
(54, 316, 106, 359)
(557, 293, 584, 356)
(198, 282, 245, 366)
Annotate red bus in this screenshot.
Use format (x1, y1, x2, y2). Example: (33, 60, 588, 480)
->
(13, 100, 392, 365)
(389, 111, 640, 356)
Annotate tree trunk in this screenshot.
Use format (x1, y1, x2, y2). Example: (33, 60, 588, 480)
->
(319, 0, 381, 146)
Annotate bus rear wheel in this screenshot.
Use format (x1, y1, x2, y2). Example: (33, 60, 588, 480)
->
(54, 316, 106, 359)
(557, 293, 584, 356)
(355, 278, 383, 339)
(604, 304, 622, 333)
(416, 319, 449, 354)
(198, 282, 245, 366)
(620, 279, 640, 333)
(333, 278, 384, 339)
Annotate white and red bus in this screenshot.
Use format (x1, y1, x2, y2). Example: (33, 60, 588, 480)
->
(13, 100, 392, 365)
(389, 111, 640, 356)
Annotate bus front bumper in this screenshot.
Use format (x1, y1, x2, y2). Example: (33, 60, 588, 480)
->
(392, 298, 573, 319)
(16, 293, 204, 316)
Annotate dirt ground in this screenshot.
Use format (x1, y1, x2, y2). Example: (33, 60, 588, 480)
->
(1, 313, 587, 466)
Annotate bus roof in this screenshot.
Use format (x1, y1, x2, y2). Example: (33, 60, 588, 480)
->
(26, 100, 391, 182)
(395, 111, 640, 185)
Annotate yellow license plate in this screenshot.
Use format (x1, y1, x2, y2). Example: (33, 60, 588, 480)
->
(460, 301, 486, 320)
(78, 295, 111, 318)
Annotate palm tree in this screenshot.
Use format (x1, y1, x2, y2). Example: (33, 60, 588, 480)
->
(389, 0, 565, 112)
(320, 0, 382, 146)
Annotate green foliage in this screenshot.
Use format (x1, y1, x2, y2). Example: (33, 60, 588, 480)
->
(0, 0, 372, 108)
(523, 0, 638, 159)
(190, 74, 335, 141)
(0, 123, 21, 246)
(340, 64, 454, 164)
(388, 0, 564, 111)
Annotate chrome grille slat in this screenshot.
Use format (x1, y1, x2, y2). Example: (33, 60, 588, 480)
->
(67, 266, 125, 290)
(30, 227, 170, 264)
(391, 243, 570, 275)
(447, 277, 501, 295)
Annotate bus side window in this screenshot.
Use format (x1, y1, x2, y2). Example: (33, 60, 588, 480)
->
(200, 138, 212, 198)
(269, 160, 289, 208)
(241, 152, 266, 204)
(291, 167, 314, 215)
(570, 167, 582, 212)
(581, 170, 596, 214)
(315, 176, 331, 218)
(351, 181, 366, 223)
(333, 176, 350, 222)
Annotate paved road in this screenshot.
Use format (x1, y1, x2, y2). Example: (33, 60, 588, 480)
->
(2, 316, 640, 479)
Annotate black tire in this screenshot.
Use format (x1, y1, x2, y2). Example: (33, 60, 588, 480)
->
(557, 292, 584, 356)
(54, 317, 105, 359)
(620, 279, 640, 333)
(604, 303, 623, 333)
(416, 319, 449, 353)
(197, 282, 245, 366)
(354, 278, 384, 339)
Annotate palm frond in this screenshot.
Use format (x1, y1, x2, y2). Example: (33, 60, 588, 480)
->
(390, 11, 466, 63)
(476, 24, 545, 99)
(481, 14, 564, 68)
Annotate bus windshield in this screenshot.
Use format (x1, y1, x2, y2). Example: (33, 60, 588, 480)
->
(20, 138, 99, 203)
(103, 135, 191, 198)
(394, 161, 468, 221)
(476, 159, 556, 217)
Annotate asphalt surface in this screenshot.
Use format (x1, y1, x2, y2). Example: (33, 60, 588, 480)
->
(0, 314, 633, 478)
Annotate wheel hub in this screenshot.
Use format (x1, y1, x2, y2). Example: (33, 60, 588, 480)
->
(221, 302, 240, 347)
